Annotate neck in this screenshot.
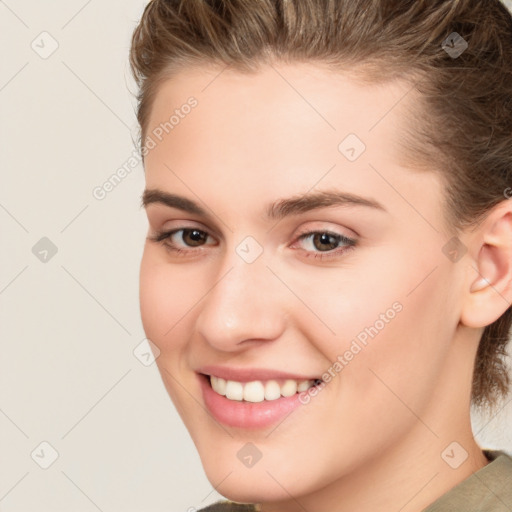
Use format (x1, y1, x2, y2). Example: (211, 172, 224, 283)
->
(260, 422, 487, 512)
(260, 330, 488, 512)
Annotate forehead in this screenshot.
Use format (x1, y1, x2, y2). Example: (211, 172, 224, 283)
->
(143, 62, 444, 227)
(145, 61, 421, 169)
(147, 61, 415, 150)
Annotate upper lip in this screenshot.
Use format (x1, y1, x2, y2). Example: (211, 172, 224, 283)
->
(196, 365, 321, 382)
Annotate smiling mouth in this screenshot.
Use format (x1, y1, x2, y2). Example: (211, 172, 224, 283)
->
(205, 374, 323, 403)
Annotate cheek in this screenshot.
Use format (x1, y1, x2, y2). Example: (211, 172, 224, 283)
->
(334, 259, 456, 417)
(288, 246, 422, 358)
(139, 247, 201, 351)
(302, 241, 457, 403)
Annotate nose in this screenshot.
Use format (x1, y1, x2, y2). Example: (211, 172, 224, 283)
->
(195, 252, 287, 352)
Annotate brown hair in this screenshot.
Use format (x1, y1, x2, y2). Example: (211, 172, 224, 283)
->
(129, 0, 512, 409)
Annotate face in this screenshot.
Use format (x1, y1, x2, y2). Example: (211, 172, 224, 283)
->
(139, 62, 472, 504)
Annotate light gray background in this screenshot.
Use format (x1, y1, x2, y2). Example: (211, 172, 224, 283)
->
(1, 1, 511, 511)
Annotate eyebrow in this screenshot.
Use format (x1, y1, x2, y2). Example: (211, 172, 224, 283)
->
(141, 188, 387, 221)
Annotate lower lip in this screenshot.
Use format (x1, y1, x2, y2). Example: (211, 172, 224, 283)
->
(198, 374, 307, 429)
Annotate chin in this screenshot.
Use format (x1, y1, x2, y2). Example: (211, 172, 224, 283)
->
(199, 446, 325, 506)
(204, 471, 287, 505)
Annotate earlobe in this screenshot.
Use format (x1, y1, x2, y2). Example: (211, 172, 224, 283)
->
(460, 204, 512, 329)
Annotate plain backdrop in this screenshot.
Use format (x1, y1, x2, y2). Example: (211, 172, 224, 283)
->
(1, 1, 511, 511)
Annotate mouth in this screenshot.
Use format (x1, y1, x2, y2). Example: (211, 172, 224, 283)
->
(205, 374, 323, 403)
(196, 366, 326, 428)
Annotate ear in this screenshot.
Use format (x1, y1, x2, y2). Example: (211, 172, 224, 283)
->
(460, 200, 512, 329)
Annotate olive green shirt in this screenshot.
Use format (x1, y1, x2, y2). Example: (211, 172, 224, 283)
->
(424, 450, 512, 511)
(198, 450, 512, 512)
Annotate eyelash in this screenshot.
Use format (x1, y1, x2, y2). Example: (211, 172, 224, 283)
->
(148, 227, 357, 260)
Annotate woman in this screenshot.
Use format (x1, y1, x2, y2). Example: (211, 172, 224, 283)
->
(130, 1, 512, 510)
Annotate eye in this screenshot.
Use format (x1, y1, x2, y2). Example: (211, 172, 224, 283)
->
(291, 230, 357, 260)
(148, 227, 216, 255)
(173, 228, 209, 247)
(148, 226, 357, 260)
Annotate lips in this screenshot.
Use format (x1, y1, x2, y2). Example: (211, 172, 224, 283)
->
(196, 366, 324, 429)
(196, 365, 322, 383)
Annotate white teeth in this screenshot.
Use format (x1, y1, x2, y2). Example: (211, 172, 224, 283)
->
(225, 380, 244, 401)
(209, 376, 319, 402)
(210, 375, 227, 395)
(297, 380, 311, 392)
(243, 381, 265, 402)
(280, 379, 298, 397)
(264, 380, 281, 401)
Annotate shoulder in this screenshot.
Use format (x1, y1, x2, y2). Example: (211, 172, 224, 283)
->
(424, 449, 512, 512)
(197, 501, 258, 512)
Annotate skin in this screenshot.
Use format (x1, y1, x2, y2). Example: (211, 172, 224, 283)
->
(139, 62, 512, 512)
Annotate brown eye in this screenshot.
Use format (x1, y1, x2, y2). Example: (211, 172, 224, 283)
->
(181, 229, 208, 247)
(149, 227, 216, 255)
(311, 233, 339, 251)
(292, 230, 357, 261)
